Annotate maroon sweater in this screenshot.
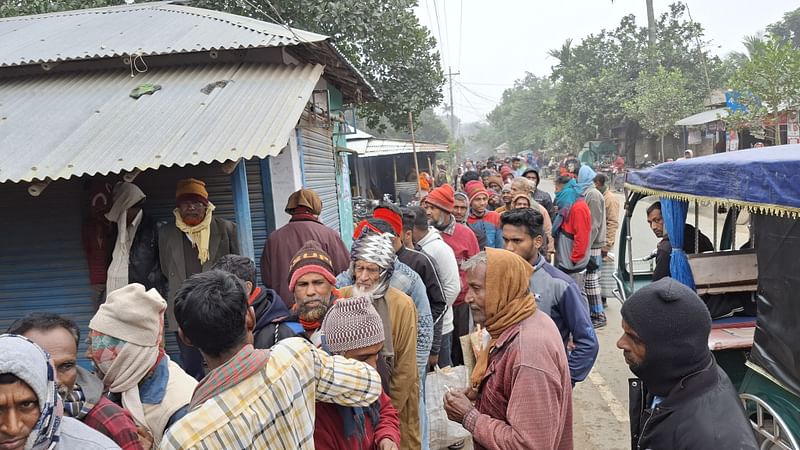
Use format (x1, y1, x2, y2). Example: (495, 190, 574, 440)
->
(314, 391, 400, 450)
(441, 220, 480, 306)
(463, 312, 573, 450)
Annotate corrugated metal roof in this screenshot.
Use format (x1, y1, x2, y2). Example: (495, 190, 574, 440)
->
(0, 62, 324, 183)
(347, 138, 448, 157)
(675, 108, 728, 126)
(0, 1, 327, 68)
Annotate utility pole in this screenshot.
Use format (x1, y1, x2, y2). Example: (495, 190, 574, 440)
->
(446, 66, 460, 139)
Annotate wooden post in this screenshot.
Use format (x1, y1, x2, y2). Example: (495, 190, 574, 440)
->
(409, 111, 422, 195)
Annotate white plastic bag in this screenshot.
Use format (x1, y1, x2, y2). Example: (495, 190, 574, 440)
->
(425, 365, 471, 449)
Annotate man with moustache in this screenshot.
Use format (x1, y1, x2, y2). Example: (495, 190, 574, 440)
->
(287, 241, 343, 346)
(338, 233, 421, 450)
(158, 178, 239, 379)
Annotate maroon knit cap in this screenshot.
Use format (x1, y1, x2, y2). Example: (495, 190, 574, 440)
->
(288, 240, 336, 291)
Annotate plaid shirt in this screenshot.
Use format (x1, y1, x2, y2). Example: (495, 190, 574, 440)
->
(84, 396, 143, 450)
(158, 337, 382, 450)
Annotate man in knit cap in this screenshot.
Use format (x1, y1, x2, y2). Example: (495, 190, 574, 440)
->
(422, 184, 480, 367)
(444, 249, 572, 450)
(161, 270, 382, 450)
(288, 240, 342, 346)
(618, 278, 758, 449)
(159, 178, 239, 379)
(261, 188, 351, 307)
(452, 191, 488, 249)
(338, 233, 421, 450)
(0, 334, 120, 450)
(464, 180, 503, 248)
(87, 284, 197, 445)
(315, 296, 401, 450)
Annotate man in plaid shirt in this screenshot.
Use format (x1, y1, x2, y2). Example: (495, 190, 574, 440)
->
(160, 270, 382, 450)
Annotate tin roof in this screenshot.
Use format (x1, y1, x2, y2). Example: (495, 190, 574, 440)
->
(346, 137, 448, 157)
(0, 62, 324, 183)
(0, 1, 327, 67)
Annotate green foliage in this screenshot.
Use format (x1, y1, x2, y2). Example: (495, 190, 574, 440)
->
(725, 35, 800, 144)
(361, 108, 451, 143)
(0, 0, 444, 133)
(624, 66, 698, 139)
(767, 7, 800, 48)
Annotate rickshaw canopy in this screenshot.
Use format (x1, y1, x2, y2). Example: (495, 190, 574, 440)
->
(626, 145, 800, 217)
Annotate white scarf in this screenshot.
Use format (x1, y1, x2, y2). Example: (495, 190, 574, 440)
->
(106, 183, 146, 293)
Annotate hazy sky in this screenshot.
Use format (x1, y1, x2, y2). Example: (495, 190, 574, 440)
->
(414, 0, 795, 124)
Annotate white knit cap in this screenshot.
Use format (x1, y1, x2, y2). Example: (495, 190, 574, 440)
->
(89, 283, 166, 347)
(322, 296, 385, 354)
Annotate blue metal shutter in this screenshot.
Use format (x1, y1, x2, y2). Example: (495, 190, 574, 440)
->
(299, 126, 341, 230)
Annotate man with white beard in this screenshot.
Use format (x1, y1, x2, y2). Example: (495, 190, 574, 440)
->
(338, 232, 421, 450)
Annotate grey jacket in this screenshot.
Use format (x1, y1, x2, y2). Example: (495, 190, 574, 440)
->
(59, 417, 121, 449)
(583, 187, 607, 249)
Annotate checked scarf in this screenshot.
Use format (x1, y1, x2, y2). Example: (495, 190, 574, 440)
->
(189, 344, 270, 410)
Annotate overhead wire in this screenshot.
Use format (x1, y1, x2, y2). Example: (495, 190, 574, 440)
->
(441, 0, 451, 66)
(431, 0, 447, 67)
(457, 0, 463, 71)
(456, 81, 501, 104)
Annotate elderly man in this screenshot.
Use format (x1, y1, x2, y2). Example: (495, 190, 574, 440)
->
(0, 334, 121, 449)
(87, 284, 197, 444)
(261, 188, 351, 306)
(594, 173, 620, 306)
(337, 233, 421, 450)
(315, 296, 401, 450)
(500, 208, 598, 385)
(464, 180, 503, 248)
(422, 184, 480, 367)
(8, 314, 143, 450)
(618, 278, 758, 449)
(161, 271, 382, 450)
(444, 249, 572, 450)
(159, 178, 239, 379)
(288, 240, 342, 345)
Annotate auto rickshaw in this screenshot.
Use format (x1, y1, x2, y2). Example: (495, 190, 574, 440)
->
(614, 145, 800, 449)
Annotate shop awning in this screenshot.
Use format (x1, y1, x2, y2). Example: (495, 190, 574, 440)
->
(346, 138, 448, 157)
(674, 108, 728, 126)
(0, 62, 324, 183)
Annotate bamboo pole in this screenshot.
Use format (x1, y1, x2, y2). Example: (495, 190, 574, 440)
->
(409, 111, 422, 195)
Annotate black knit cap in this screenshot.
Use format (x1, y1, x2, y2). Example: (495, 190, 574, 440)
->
(620, 277, 712, 396)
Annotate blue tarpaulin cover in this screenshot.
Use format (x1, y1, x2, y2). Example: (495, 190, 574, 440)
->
(625, 145, 800, 216)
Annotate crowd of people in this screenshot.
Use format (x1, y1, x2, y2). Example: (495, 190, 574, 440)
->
(0, 158, 760, 450)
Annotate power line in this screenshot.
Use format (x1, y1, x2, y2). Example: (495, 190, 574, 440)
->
(457, 0, 463, 71)
(432, 0, 447, 67)
(460, 81, 515, 87)
(424, 0, 446, 67)
(441, 0, 451, 67)
(456, 82, 501, 104)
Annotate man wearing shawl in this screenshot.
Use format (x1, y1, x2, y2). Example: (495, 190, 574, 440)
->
(0, 334, 120, 449)
(553, 176, 592, 290)
(260, 188, 351, 308)
(576, 166, 608, 328)
(337, 233, 421, 450)
(159, 178, 239, 379)
(443, 249, 573, 450)
(87, 284, 197, 445)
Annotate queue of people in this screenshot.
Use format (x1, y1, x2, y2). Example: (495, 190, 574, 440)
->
(0, 159, 759, 450)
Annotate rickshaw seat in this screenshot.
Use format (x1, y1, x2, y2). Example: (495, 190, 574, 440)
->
(688, 249, 758, 296)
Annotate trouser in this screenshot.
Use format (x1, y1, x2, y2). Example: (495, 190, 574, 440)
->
(450, 303, 471, 367)
(438, 331, 453, 368)
(176, 332, 205, 381)
(585, 249, 605, 319)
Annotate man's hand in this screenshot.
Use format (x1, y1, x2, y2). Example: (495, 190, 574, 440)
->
(444, 387, 474, 424)
(137, 426, 154, 450)
(428, 354, 440, 371)
(378, 438, 399, 450)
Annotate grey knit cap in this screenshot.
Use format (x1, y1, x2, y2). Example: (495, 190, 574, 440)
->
(322, 296, 385, 354)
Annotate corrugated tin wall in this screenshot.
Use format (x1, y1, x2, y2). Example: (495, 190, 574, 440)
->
(298, 126, 341, 230)
(0, 158, 268, 366)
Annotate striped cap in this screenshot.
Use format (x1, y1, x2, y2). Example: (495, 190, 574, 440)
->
(322, 296, 385, 354)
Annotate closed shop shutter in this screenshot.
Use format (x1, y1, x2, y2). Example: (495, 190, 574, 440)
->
(0, 158, 268, 365)
(299, 126, 341, 230)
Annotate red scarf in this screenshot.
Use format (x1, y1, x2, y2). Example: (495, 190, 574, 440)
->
(189, 345, 269, 410)
(292, 289, 341, 333)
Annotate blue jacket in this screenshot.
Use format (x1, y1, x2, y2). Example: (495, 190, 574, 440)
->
(529, 255, 599, 384)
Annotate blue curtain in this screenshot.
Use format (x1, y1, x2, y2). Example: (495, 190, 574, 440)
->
(660, 198, 696, 290)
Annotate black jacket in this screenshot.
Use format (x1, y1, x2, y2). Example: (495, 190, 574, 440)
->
(396, 246, 447, 355)
(653, 224, 713, 282)
(123, 215, 167, 296)
(628, 360, 758, 450)
(251, 287, 306, 349)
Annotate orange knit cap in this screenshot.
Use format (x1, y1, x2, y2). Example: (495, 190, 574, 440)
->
(175, 178, 209, 204)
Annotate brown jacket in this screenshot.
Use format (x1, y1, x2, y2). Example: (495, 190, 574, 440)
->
(159, 216, 239, 331)
(602, 189, 620, 253)
(339, 286, 420, 450)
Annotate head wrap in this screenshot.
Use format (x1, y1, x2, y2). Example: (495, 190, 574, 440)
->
(350, 233, 396, 298)
(288, 240, 337, 292)
(0, 334, 63, 450)
(285, 188, 323, 215)
(554, 178, 581, 210)
(621, 278, 712, 396)
(486, 176, 503, 191)
(424, 184, 456, 213)
(464, 180, 489, 203)
(88, 284, 166, 433)
(511, 194, 531, 209)
(175, 178, 209, 205)
(470, 249, 537, 389)
(577, 165, 597, 193)
(373, 207, 403, 236)
(322, 296, 385, 354)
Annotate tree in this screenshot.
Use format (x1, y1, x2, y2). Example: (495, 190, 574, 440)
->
(362, 108, 451, 143)
(725, 35, 800, 145)
(767, 7, 800, 48)
(624, 66, 698, 160)
(1, 0, 445, 133)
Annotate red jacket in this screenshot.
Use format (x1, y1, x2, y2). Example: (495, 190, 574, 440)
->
(441, 221, 480, 306)
(314, 391, 400, 450)
(562, 199, 591, 264)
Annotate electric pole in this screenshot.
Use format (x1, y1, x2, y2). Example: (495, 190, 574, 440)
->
(446, 66, 460, 139)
